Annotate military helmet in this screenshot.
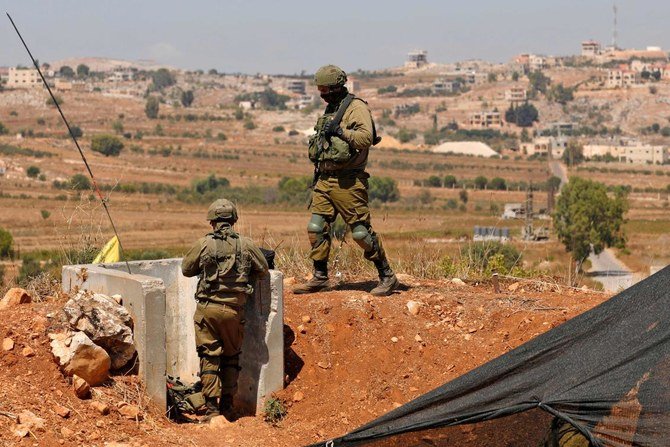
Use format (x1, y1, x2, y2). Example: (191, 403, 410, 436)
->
(314, 65, 347, 87)
(206, 199, 238, 223)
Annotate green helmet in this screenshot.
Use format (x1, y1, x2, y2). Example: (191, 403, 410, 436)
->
(206, 199, 238, 223)
(314, 65, 347, 87)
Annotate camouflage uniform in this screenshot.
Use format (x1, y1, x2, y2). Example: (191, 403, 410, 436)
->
(181, 200, 268, 418)
(544, 418, 592, 447)
(294, 64, 398, 296)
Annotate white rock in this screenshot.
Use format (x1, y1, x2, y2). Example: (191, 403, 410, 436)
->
(63, 291, 136, 370)
(51, 331, 111, 386)
(0, 288, 32, 309)
(406, 300, 421, 316)
(16, 410, 45, 434)
(451, 278, 466, 286)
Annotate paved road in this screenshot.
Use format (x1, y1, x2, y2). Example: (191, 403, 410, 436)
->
(588, 248, 636, 292)
(548, 159, 568, 189)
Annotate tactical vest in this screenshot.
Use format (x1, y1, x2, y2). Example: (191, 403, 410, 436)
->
(197, 227, 252, 297)
(308, 102, 353, 164)
(308, 94, 381, 165)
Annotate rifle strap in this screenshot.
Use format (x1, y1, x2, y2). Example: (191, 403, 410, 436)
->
(331, 93, 382, 146)
(331, 93, 355, 128)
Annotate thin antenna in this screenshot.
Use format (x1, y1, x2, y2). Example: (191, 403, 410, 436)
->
(6, 12, 132, 274)
(612, 2, 619, 50)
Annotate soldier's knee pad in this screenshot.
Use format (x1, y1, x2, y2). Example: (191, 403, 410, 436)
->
(351, 223, 374, 251)
(307, 214, 328, 247)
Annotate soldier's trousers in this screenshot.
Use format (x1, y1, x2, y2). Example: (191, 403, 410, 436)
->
(308, 173, 386, 262)
(193, 300, 245, 400)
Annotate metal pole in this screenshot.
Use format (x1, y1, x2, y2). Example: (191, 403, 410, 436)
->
(6, 12, 131, 274)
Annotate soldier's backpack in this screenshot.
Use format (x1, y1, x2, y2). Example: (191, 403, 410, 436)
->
(166, 376, 206, 422)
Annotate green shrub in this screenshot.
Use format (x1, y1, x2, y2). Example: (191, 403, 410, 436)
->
(193, 174, 230, 195)
(91, 134, 124, 157)
(369, 177, 400, 202)
(461, 241, 522, 275)
(69, 173, 92, 190)
(26, 166, 40, 178)
(0, 227, 13, 258)
(46, 95, 64, 107)
(263, 397, 286, 424)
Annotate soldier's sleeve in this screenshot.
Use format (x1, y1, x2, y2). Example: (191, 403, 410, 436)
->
(340, 100, 373, 151)
(181, 238, 205, 277)
(244, 238, 269, 277)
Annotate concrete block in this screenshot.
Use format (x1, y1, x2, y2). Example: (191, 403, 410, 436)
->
(62, 259, 284, 414)
(62, 265, 167, 408)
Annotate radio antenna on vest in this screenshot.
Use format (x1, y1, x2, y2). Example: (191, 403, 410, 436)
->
(6, 12, 132, 274)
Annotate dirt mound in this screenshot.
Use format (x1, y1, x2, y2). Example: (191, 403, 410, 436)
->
(0, 278, 608, 446)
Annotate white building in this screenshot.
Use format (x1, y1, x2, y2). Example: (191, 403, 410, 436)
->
(469, 111, 502, 128)
(108, 67, 135, 82)
(505, 87, 527, 103)
(433, 78, 460, 94)
(583, 142, 668, 164)
(405, 50, 428, 69)
(286, 79, 306, 95)
(7, 67, 41, 88)
(581, 40, 601, 57)
(605, 68, 640, 88)
(521, 137, 568, 158)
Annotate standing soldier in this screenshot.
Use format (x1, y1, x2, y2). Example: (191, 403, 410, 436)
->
(293, 64, 399, 296)
(182, 199, 269, 421)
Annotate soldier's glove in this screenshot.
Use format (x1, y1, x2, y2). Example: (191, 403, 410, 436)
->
(324, 121, 344, 139)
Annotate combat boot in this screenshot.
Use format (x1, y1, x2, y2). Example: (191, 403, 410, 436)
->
(201, 397, 220, 423)
(293, 261, 333, 294)
(218, 394, 234, 420)
(370, 259, 399, 296)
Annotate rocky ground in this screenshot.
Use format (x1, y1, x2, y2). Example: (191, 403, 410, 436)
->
(0, 275, 610, 446)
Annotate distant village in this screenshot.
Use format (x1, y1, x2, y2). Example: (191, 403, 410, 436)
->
(2, 36, 670, 167)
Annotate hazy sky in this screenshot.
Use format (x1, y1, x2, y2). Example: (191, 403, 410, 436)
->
(2, 1, 670, 74)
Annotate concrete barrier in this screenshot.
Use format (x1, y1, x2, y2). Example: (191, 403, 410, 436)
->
(62, 259, 284, 414)
(62, 266, 167, 407)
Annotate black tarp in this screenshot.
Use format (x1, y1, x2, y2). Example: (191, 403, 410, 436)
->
(309, 266, 670, 447)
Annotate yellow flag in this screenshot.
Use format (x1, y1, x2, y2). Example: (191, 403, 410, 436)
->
(93, 236, 120, 264)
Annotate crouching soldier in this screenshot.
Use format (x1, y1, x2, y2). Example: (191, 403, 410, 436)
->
(181, 199, 269, 421)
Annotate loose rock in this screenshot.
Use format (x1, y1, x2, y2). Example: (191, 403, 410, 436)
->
(54, 405, 71, 418)
(293, 391, 305, 402)
(51, 331, 111, 386)
(90, 400, 110, 415)
(22, 346, 35, 357)
(301, 315, 311, 324)
(391, 337, 399, 343)
(73, 374, 91, 399)
(60, 427, 74, 439)
(406, 300, 421, 316)
(63, 291, 136, 370)
(2, 337, 15, 351)
(297, 324, 306, 334)
(508, 282, 520, 292)
(117, 402, 141, 420)
(16, 410, 45, 434)
(451, 278, 466, 286)
(0, 288, 32, 309)
(209, 415, 232, 428)
(414, 334, 423, 343)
